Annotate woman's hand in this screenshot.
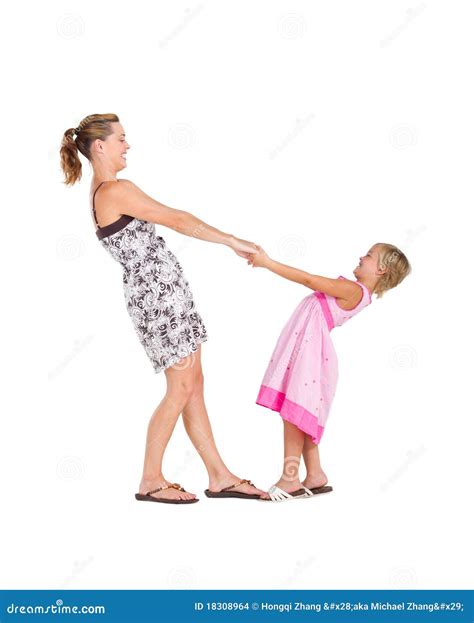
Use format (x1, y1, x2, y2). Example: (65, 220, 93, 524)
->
(229, 235, 258, 258)
(247, 245, 271, 268)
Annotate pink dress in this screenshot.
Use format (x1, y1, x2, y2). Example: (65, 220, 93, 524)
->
(256, 276, 372, 444)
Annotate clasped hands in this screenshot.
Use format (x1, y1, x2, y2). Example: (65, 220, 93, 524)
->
(230, 236, 269, 269)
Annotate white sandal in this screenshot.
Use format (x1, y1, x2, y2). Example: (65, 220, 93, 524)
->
(266, 485, 306, 502)
(302, 484, 333, 497)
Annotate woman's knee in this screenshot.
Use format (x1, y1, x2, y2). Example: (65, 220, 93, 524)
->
(192, 371, 204, 395)
(168, 378, 195, 403)
(166, 372, 203, 404)
(183, 372, 205, 403)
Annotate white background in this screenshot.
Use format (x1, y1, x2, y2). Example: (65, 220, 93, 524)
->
(1, 0, 473, 590)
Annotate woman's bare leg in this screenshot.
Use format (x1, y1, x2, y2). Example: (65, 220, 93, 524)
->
(138, 352, 200, 501)
(271, 419, 305, 493)
(180, 345, 270, 499)
(301, 434, 329, 488)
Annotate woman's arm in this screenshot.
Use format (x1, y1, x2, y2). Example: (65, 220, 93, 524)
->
(248, 245, 361, 302)
(105, 180, 257, 254)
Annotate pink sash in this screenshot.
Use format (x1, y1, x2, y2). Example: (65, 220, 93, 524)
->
(314, 292, 334, 331)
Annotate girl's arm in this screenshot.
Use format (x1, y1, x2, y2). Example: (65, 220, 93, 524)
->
(249, 245, 362, 303)
(104, 180, 257, 256)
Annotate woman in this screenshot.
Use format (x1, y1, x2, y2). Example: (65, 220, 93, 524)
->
(60, 113, 270, 504)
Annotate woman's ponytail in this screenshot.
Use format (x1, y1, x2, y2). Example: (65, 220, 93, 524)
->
(60, 127, 82, 186)
(59, 113, 120, 186)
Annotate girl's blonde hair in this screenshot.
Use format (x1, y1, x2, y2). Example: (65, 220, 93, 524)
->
(373, 243, 411, 299)
(60, 113, 120, 186)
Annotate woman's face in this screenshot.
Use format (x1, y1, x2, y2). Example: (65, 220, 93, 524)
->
(95, 122, 130, 171)
(353, 245, 381, 279)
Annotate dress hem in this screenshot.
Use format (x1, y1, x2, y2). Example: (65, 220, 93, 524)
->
(153, 336, 208, 374)
(256, 384, 325, 444)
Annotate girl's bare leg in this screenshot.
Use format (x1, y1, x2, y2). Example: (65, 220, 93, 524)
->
(271, 420, 306, 493)
(137, 352, 200, 501)
(301, 434, 329, 488)
(180, 346, 270, 499)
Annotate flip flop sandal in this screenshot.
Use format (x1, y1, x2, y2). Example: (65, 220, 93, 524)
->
(301, 485, 333, 497)
(204, 478, 263, 499)
(263, 485, 307, 502)
(135, 482, 199, 504)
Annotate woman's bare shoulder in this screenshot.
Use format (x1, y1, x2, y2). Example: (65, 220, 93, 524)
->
(91, 180, 136, 225)
(101, 179, 183, 228)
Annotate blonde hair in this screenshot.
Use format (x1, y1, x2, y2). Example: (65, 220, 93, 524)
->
(60, 113, 120, 186)
(373, 243, 411, 299)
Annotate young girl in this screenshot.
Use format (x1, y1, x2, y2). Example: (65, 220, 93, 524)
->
(247, 242, 411, 502)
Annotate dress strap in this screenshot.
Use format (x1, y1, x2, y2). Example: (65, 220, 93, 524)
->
(358, 281, 372, 303)
(92, 182, 106, 227)
(338, 275, 372, 305)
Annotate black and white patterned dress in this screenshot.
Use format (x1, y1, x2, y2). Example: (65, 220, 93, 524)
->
(92, 181, 208, 373)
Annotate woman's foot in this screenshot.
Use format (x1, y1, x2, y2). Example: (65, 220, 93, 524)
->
(301, 471, 329, 490)
(208, 472, 271, 500)
(138, 477, 197, 502)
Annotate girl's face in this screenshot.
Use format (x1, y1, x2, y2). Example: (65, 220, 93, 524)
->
(94, 122, 130, 171)
(353, 245, 381, 279)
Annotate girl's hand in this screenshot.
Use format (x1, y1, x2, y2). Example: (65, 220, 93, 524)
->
(247, 245, 270, 268)
(229, 235, 258, 258)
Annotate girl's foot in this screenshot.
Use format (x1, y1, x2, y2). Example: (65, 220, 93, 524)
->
(138, 477, 197, 502)
(208, 472, 271, 500)
(301, 471, 329, 490)
(270, 476, 304, 495)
